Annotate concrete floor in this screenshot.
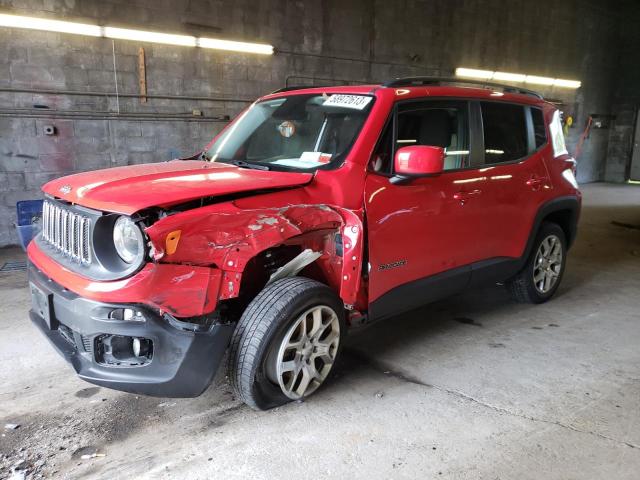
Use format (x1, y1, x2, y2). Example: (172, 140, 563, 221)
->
(1, 183, 639, 479)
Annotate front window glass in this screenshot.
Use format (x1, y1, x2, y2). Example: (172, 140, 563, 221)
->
(205, 94, 374, 171)
(370, 100, 470, 173)
(396, 101, 470, 171)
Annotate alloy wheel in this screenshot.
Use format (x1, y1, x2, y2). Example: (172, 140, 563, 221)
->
(533, 234, 563, 294)
(274, 305, 341, 400)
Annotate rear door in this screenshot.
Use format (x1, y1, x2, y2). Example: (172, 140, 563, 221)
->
(365, 99, 491, 320)
(470, 102, 551, 265)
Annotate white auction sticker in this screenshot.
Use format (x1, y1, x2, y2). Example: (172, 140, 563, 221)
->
(323, 94, 372, 110)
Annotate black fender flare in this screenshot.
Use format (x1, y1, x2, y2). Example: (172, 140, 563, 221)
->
(521, 195, 581, 262)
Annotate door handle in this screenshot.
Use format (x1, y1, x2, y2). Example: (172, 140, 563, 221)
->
(453, 189, 481, 203)
(526, 175, 548, 188)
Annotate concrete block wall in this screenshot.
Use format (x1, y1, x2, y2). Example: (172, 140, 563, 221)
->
(0, 0, 637, 246)
(605, 5, 640, 183)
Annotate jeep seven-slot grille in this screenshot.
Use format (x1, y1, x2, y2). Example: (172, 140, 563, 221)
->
(42, 200, 92, 264)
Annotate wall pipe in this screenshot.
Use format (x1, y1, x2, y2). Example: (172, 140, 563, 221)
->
(0, 111, 230, 122)
(0, 87, 253, 103)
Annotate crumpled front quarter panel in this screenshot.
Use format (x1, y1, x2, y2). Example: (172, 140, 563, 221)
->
(145, 201, 365, 307)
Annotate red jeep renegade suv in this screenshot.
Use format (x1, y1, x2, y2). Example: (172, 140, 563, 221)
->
(28, 77, 580, 410)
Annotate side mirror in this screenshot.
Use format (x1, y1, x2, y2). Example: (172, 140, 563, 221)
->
(391, 146, 445, 184)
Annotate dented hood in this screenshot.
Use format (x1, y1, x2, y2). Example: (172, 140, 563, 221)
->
(42, 160, 312, 215)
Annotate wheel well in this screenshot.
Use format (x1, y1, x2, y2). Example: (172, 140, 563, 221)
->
(542, 209, 574, 245)
(235, 244, 333, 308)
(238, 245, 302, 301)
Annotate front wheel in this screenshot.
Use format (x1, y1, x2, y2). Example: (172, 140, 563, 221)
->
(507, 222, 567, 304)
(227, 277, 345, 411)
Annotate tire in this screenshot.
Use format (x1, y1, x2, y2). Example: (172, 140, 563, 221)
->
(507, 222, 567, 304)
(227, 277, 346, 411)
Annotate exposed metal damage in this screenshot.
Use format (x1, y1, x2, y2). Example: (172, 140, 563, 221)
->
(267, 249, 323, 285)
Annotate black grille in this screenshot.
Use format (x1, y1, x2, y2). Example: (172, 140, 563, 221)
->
(81, 335, 93, 353)
(58, 323, 93, 354)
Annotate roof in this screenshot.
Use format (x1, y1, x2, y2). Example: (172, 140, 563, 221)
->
(264, 81, 550, 107)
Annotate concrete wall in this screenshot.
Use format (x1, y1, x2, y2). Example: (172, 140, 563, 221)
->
(0, 0, 636, 246)
(605, 3, 640, 183)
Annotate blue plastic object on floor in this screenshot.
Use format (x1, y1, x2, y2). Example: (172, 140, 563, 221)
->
(15, 199, 44, 251)
(16, 199, 44, 226)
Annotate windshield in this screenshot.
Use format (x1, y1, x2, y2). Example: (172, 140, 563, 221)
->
(205, 93, 374, 171)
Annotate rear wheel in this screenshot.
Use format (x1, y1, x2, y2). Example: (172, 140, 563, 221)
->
(507, 222, 567, 304)
(227, 277, 345, 411)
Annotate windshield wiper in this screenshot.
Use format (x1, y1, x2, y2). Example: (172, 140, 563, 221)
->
(200, 151, 271, 171)
(224, 159, 271, 171)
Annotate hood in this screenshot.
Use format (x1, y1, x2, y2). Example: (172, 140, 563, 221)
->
(42, 160, 313, 215)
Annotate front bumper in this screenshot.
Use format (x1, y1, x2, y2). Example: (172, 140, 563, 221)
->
(28, 263, 234, 397)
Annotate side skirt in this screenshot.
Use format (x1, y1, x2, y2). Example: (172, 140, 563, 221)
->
(367, 256, 522, 324)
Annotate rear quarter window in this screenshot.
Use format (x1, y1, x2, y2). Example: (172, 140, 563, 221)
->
(481, 102, 528, 163)
(531, 107, 547, 148)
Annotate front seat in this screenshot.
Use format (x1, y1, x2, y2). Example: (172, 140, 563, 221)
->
(417, 110, 458, 170)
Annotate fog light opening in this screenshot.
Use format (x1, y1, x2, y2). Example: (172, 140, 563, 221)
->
(96, 334, 153, 366)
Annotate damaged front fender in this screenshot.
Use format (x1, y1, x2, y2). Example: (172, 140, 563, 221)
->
(145, 202, 365, 308)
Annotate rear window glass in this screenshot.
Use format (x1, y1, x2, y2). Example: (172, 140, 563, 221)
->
(531, 107, 547, 148)
(481, 102, 528, 163)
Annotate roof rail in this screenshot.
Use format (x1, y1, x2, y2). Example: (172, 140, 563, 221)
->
(270, 86, 312, 94)
(271, 75, 372, 94)
(382, 76, 544, 99)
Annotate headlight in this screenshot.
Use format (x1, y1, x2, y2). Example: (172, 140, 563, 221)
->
(113, 216, 144, 264)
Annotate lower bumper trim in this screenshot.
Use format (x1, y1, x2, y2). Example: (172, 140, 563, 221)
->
(29, 263, 235, 398)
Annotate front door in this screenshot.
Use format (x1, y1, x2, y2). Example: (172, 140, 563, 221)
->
(365, 99, 491, 321)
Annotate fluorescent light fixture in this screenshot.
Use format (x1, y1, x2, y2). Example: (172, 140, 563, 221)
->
(455, 68, 494, 79)
(553, 78, 582, 88)
(525, 75, 555, 86)
(198, 37, 273, 55)
(455, 67, 581, 89)
(493, 71, 526, 82)
(0, 13, 101, 36)
(0, 13, 273, 54)
(104, 27, 196, 46)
